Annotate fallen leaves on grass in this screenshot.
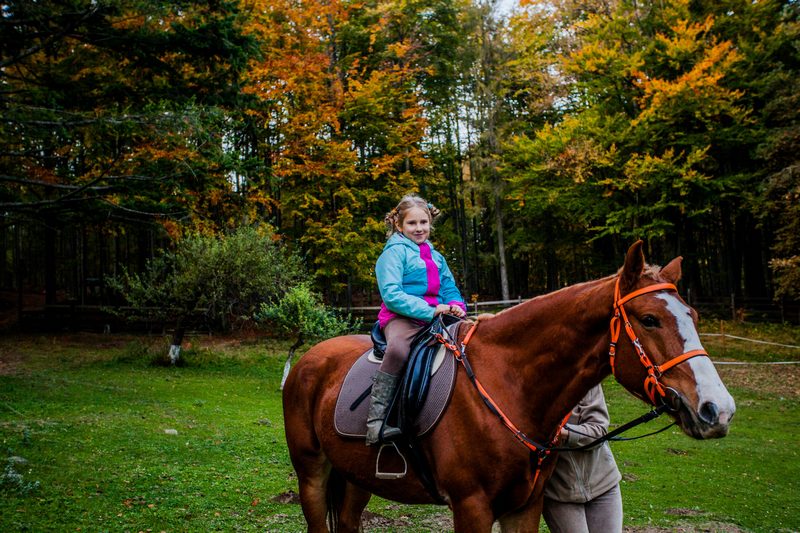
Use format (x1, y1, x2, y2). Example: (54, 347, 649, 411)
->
(625, 521, 746, 532)
(717, 365, 800, 398)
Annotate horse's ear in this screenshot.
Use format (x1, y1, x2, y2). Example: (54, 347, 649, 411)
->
(660, 256, 683, 284)
(620, 240, 645, 292)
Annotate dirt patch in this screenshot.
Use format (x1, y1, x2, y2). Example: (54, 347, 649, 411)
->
(362, 510, 411, 530)
(0, 347, 24, 376)
(716, 363, 800, 398)
(665, 508, 707, 516)
(625, 521, 746, 532)
(271, 490, 300, 504)
(666, 448, 689, 456)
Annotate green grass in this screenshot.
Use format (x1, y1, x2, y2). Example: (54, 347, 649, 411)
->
(0, 320, 798, 532)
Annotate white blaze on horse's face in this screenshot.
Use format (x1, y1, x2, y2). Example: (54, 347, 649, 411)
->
(657, 293, 736, 437)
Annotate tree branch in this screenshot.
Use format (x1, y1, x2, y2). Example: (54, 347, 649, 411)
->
(0, 6, 100, 70)
(0, 175, 114, 191)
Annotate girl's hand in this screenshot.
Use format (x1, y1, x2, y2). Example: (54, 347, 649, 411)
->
(448, 304, 466, 318)
(435, 303, 466, 318)
(434, 304, 451, 316)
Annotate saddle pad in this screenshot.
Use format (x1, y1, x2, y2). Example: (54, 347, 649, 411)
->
(334, 344, 456, 438)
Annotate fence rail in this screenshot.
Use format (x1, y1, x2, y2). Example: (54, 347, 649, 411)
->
(11, 293, 800, 333)
(341, 294, 800, 326)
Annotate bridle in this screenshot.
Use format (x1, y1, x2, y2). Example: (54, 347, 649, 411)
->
(609, 277, 709, 405)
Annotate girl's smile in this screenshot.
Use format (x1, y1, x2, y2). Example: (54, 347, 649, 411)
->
(397, 207, 431, 244)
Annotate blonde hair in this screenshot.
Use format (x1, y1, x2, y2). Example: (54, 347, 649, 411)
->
(384, 195, 441, 238)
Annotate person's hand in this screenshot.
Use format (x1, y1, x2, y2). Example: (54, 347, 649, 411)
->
(448, 304, 466, 318)
(435, 303, 466, 318)
(434, 303, 451, 316)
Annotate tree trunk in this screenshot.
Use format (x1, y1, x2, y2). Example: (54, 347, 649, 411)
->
(44, 218, 57, 306)
(169, 318, 186, 365)
(494, 192, 509, 301)
(15, 224, 23, 325)
(280, 334, 304, 390)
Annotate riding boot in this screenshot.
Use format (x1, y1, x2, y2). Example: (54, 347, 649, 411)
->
(365, 371, 402, 446)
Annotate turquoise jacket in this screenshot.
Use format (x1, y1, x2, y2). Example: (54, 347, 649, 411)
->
(375, 232, 465, 325)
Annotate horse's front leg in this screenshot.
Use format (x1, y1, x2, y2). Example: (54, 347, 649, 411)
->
(451, 494, 495, 533)
(497, 495, 544, 533)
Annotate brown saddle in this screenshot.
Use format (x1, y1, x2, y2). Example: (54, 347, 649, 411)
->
(333, 341, 457, 439)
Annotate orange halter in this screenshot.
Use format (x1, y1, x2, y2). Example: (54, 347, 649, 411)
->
(609, 277, 708, 404)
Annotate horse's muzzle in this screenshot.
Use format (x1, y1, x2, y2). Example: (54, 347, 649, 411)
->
(672, 390, 735, 439)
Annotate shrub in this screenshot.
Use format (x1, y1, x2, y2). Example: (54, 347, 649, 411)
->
(258, 283, 361, 388)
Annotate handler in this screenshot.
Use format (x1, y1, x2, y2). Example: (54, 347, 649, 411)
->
(543, 384, 623, 533)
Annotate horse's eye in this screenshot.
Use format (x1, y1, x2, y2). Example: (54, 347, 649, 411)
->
(640, 315, 660, 328)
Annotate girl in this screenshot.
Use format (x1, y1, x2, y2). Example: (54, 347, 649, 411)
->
(367, 195, 467, 445)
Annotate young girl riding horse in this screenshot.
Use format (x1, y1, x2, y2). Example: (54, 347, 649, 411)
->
(367, 194, 467, 445)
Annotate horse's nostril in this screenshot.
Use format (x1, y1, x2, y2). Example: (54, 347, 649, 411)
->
(699, 401, 720, 425)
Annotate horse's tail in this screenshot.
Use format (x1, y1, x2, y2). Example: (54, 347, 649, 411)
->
(326, 467, 346, 532)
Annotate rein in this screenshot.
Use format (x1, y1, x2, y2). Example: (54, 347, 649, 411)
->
(436, 320, 568, 488)
(433, 277, 710, 483)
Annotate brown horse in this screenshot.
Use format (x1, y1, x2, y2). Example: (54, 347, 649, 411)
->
(282, 242, 735, 532)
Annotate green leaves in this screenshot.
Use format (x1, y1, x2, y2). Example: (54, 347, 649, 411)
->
(107, 227, 303, 331)
(257, 283, 358, 341)
(504, 0, 762, 252)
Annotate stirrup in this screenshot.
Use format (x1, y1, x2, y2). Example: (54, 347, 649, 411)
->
(375, 442, 408, 480)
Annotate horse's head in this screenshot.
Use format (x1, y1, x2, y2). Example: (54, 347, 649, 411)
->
(610, 241, 735, 439)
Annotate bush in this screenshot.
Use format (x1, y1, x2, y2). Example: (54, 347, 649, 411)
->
(258, 283, 361, 388)
(107, 226, 305, 363)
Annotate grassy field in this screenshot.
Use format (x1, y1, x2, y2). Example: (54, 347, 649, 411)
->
(0, 320, 798, 532)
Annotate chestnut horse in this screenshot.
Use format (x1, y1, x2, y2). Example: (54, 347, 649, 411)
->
(282, 242, 736, 532)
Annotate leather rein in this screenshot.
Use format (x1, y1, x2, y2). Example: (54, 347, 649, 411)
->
(434, 277, 710, 482)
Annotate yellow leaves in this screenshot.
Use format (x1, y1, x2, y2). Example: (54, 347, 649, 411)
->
(27, 166, 59, 184)
(387, 41, 414, 60)
(632, 16, 744, 126)
(620, 147, 712, 202)
(567, 41, 622, 76)
(161, 220, 184, 241)
(243, 0, 349, 106)
(655, 16, 715, 69)
(110, 13, 147, 31)
(520, 115, 615, 186)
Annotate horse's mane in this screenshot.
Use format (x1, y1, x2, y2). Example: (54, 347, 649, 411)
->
(477, 262, 665, 322)
(623, 263, 663, 279)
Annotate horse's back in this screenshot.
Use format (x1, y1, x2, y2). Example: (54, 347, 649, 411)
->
(288, 333, 370, 384)
(282, 334, 371, 449)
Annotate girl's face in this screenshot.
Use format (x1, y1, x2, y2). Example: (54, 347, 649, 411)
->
(397, 206, 431, 244)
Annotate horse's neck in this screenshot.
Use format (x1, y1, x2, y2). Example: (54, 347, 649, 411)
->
(471, 276, 615, 438)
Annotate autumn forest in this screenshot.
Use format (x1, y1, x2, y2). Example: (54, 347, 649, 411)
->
(1, 0, 798, 326)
